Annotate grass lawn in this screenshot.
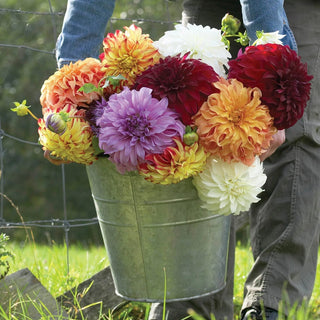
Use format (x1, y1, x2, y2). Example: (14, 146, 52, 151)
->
(2, 238, 320, 319)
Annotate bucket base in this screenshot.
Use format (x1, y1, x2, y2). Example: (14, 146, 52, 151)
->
(115, 281, 227, 303)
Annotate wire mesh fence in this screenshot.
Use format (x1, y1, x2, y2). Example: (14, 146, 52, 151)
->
(0, 0, 183, 272)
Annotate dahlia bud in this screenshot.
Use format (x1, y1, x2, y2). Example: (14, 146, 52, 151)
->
(183, 126, 199, 145)
(11, 100, 30, 116)
(45, 112, 68, 135)
(11, 100, 39, 121)
(221, 13, 241, 36)
(237, 31, 250, 46)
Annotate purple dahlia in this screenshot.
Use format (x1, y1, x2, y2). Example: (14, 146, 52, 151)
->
(97, 87, 185, 173)
(85, 98, 108, 136)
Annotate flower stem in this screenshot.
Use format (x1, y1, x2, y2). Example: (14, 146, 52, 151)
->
(27, 109, 39, 121)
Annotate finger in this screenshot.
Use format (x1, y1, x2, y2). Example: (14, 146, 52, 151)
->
(260, 129, 285, 161)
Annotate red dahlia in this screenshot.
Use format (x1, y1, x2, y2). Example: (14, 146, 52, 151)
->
(134, 55, 220, 125)
(228, 44, 313, 129)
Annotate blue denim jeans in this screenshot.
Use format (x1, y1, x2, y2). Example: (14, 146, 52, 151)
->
(149, 0, 320, 319)
(55, 0, 116, 68)
(182, 0, 297, 50)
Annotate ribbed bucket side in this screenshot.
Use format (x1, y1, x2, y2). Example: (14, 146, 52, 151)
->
(86, 158, 231, 302)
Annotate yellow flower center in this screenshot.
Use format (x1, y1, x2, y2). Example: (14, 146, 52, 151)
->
(118, 55, 136, 73)
(227, 178, 243, 195)
(228, 109, 242, 124)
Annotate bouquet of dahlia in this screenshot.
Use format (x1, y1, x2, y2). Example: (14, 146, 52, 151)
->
(12, 15, 312, 216)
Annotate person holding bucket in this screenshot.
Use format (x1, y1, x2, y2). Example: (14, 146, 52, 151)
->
(55, 0, 320, 319)
(238, 1, 320, 318)
(149, 0, 320, 319)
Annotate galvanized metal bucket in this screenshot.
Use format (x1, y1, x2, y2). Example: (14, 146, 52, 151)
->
(86, 157, 231, 302)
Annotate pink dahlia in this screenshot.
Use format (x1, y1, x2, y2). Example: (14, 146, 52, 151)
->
(97, 87, 185, 173)
(134, 55, 220, 125)
(228, 44, 313, 129)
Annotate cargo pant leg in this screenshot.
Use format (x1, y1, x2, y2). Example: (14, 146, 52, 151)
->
(242, 124, 320, 314)
(242, 0, 320, 315)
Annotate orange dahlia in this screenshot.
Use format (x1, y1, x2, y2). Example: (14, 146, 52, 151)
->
(38, 105, 96, 165)
(193, 78, 276, 166)
(100, 24, 161, 86)
(40, 58, 104, 113)
(139, 138, 208, 185)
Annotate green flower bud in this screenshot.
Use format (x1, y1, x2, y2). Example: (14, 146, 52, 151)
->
(237, 31, 250, 46)
(11, 100, 30, 116)
(183, 126, 199, 146)
(46, 113, 67, 135)
(221, 13, 241, 36)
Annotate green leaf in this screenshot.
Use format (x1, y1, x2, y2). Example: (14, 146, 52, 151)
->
(0, 234, 14, 279)
(78, 83, 100, 94)
(104, 74, 126, 88)
(91, 136, 104, 156)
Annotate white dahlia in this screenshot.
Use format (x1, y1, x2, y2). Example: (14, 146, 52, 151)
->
(153, 23, 231, 77)
(193, 157, 267, 215)
(253, 31, 285, 46)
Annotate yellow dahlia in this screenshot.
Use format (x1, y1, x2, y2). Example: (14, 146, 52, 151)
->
(100, 24, 161, 86)
(38, 106, 96, 165)
(40, 58, 104, 113)
(138, 138, 208, 185)
(193, 78, 276, 166)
